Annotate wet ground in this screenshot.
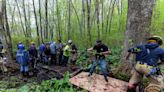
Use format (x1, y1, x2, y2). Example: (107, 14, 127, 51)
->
(0, 63, 80, 89)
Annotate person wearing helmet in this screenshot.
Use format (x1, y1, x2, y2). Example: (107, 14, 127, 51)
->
(126, 36, 164, 92)
(50, 41, 57, 65)
(16, 44, 30, 80)
(17, 41, 24, 49)
(87, 40, 111, 82)
(28, 42, 38, 69)
(56, 39, 64, 66)
(62, 40, 73, 66)
(38, 43, 46, 63)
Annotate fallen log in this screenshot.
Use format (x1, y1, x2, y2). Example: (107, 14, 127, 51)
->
(70, 69, 83, 78)
(40, 65, 64, 77)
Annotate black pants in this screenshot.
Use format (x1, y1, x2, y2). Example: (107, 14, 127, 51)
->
(51, 54, 56, 65)
(58, 52, 63, 65)
(30, 57, 37, 68)
(63, 56, 69, 66)
(0, 53, 3, 58)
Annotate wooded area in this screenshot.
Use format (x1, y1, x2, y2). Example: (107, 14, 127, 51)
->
(0, 0, 164, 92)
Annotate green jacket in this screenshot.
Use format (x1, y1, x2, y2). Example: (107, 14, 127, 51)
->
(63, 45, 71, 57)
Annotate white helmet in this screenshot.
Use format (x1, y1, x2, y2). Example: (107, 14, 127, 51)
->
(68, 40, 72, 44)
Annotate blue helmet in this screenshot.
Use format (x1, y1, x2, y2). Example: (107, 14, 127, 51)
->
(18, 44, 25, 50)
(40, 44, 45, 50)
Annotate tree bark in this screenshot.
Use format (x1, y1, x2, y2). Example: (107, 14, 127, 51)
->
(1, 0, 13, 60)
(15, 0, 26, 37)
(68, 0, 71, 40)
(70, 0, 82, 37)
(101, 0, 104, 32)
(32, 0, 40, 45)
(22, 0, 30, 46)
(105, 0, 113, 32)
(82, 0, 86, 35)
(86, 0, 92, 46)
(39, 0, 43, 43)
(108, 0, 116, 32)
(45, 0, 48, 39)
(120, 0, 154, 73)
(56, 0, 61, 40)
(96, 0, 100, 39)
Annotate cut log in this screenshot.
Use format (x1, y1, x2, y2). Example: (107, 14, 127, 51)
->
(70, 69, 83, 77)
(40, 65, 64, 76)
(69, 72, 128, 92)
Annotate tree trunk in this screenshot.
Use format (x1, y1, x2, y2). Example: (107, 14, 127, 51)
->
(32, 0, 40, 45)
(56, 0, 61, 40)
(117, 0, 121, 32)
(68, 0, 71, 40)
(82, 0, 86, 36)
(108, 0, 116, 32)
(15, 0, 26, 37)
(1, 0, 13, 60)
(70, 0, 82, 37)
(45, 0, 48, 39)
(101, 0, 104, 32)
(86, 0, 92, 46)
(96, 0, 100, 39)
(120, 0, 154, 73)
(39, 0, 43, 43)
(22, 0, 30, 46)
(105, 0, 113, 32)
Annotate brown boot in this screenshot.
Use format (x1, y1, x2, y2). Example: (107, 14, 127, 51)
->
(19, 72, 24, 80)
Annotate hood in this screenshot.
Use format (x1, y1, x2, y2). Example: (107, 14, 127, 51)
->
(145, 43, 159, 49)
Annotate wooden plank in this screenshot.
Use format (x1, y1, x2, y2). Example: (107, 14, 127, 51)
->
(69, 72, 128, 92)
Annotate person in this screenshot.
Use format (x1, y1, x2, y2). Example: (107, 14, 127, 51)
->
(0, 57, 8, 73)
(17, 41, 24, 49)
(28, 42, 38, 69)
(44, 42, 51, 65)
(16, 44, 30, 80)
(62, 40, 72, 67)
(38, 43, 46, 63)
(126, 36, 164, 92)
(56, 39, 64, 65)
(70, 42, 78, 65)
(87, 40, 111, 82)
(50, 41, 57, 65)
(0, 40, 4, 58)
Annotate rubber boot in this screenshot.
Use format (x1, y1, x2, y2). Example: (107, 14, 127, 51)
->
(127, 88, 136, 92)
(19, 72, 24, 80)
(88, 73, 92, 77)
(23, 72, 28, 82)
(104, 76, 108, 82)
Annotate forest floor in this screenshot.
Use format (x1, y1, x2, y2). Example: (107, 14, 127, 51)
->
(0, 63, 80, 90)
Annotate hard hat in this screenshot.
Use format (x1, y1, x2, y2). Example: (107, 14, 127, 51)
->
(96, 40, 102, 43)
(148, 36, 163, 45)
(68, 40, 72, 44)
(31, 42, 35, 45)
(18, 44, 25, 50)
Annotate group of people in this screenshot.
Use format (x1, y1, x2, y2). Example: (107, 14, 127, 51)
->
(16, 39, 78, 79)
(1, 35, 164, 91)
